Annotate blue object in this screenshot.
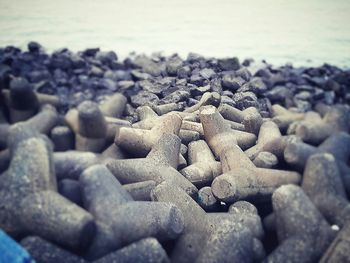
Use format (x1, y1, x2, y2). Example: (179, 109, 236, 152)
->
(0, 229, 35, 263)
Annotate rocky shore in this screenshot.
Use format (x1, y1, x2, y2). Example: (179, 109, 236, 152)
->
(0, 42, 350, 263)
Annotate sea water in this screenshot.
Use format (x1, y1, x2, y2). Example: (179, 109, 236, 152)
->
(0, 0, 349, 67)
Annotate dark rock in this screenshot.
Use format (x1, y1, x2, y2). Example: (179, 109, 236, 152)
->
(222, 74, 245, 91)
(293, 99, 311, 112)
(177, 66, 191, 79)
(232, 91, 259, 110)
(96, 51, 118, 65)
(210, 78, 222, 94)
(190, 85, 211, 97)
(131, 91, 159, 107)
(187, 98, 199, 107)
(236, 67, 252, 81)
(313, 88, 325, 101)
(27, 41, 42, 53)
(189, 74, 204, 86)
(324, 91, 336, 104)
(258, 98, 272, 115)
(162, 89, 190, 104)
(295, 91, 312, 101)
(34, 80, 56, 95)
(27, 70, 51, 83)
(131, 70, 151, 81)
(118, 80, 135, 92)
(221, 96, 236, 107)
(199, 68, 216, 79)
(132, 55, 165, 77)
(98, 78, 117, 91)
(166, 56, 183, 76)
(83, 48, 100, 57)
(89, 66, 104, 77)
(265, 86, 293, 103)
(238, 77, 267, 95)
(218, 57, 240, 71)
(104, 70, 131, 81)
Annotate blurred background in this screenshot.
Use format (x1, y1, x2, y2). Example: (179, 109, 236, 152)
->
(0, 0, 349, 67)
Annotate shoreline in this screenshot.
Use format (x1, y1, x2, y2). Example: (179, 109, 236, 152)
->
(1, 42, 349, 117)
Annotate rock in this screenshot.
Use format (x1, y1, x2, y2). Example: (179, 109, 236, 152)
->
(221, 96, 236, 107)
(199, 68, 216, 79)
(132, 55, 165, 77)
(265, 86, 293, 103)
(232, 91, 259, 110)
(89, 66, 104, 77)
(166, 56, 183, 76)
(210, 78, 222, 94)
(238, 77, 267, 95)
(190, 85, 211, 97)
(294, 91, 312, 101)
(218, 57, 240, 71)
(177, 66, 191, 79)
(27, 41, 42, 53)
(222, 74, 245, 91)
(131, 70, 151, 81)
(189, 74, 205, 86)
(236, 67, 252, 81)
(131, 91, 159, 107)
(34, 80, 56, 95)
(96, 51, 118, 65)
(162, 89, 190, 104)
(82, 48, 100, 57)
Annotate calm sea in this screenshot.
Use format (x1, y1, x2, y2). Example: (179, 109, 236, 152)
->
(0, 0, 349, 67)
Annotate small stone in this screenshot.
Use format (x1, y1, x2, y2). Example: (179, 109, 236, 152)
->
(27, 41, 42, 53)
(166, 56, 183, 76)
(265, 86, 293, 103)
(96, 51, 118, 65)
(221, 96, 236, 107)
(238, 77, 267, 95)
(131, 70, 151, 81)
(232, 91, 258, 110)
(218, 57, 240, 71)
(199, 68, 216, 79)
(177, 66, 191, 79)
(236, 67, 252, 81)
(162, 90, 190, 104)
(222, 74, 245, 91)
(131, 91, 159, 107)
(190, 85, 211, 97)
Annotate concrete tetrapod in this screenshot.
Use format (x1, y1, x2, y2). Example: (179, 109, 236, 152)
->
(211, 131, 301, 203)
(284, 131, 350, 171)
(320, 221, 350, 263)
(79, 165, 184, 260)
(99, 93, 127, 118)
(0, 132, 95, 250)
(107, 133, 198, 196)
(287, 110, 322, 135)
(180, 140, 222, 188)
(116, 112, 182, 157)
(302, 153, 350, 227)
(218, 104, 263, 135)
(75, 101, 108, 153)
(7, 77, 39, 123)
(151, 181, 260, 263)
(199, 105, 257, 157)
(265, 185, 335, 263)
(270, 104, 304, 132)
(295, 105, 350, 145)
(21, 236, 169, 263)
(184, 91, 221, 113)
